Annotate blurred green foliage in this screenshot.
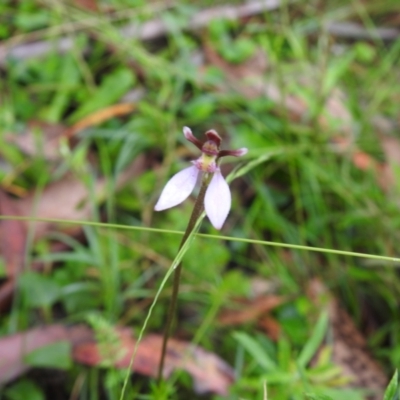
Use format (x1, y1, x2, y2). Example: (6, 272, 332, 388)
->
(1, 0, 400, 399)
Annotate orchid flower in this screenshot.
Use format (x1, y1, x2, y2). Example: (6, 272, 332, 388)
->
(154, 127, 247, 229)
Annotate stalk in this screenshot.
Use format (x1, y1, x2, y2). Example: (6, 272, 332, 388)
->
(157, 176, 209, 381)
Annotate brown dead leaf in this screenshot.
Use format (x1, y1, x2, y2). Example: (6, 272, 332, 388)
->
(0, 324, 92, 385)
(0, 192, 25, 311)
(341, 132, 400, 194)
(308, 279, 387, 400)
(0, 190, 26, 277)
(14, 173, 96, 240)
(218, 295, 283, 328)
(377, 134, 400, 193)
(71, 0, 99, 11)
(352, 151, 378, 171)
(0, 228, 86, 311)
(14, 155, 145, 240)
(258, 315, 281, 341)
(73, 329, 235, 396)
(65, 103, 136, 139)
(330, 136, 393, 193)
(6, 121, 66, 161)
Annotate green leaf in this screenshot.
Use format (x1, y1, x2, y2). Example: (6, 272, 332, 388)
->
(42, 55, 81, 122)
(383, 370, 399, 400)
(354, 42, 376, 63)
(297, 312, 328, 368)
(18, 271, 61, 308)
(225, 37, 256, 63)
(277, 336, 291, 371)
(233, 332, 277, 371)
(15, 11, 50, 31)
(69, 68, 135, 122)
(185, 237, 230, 280)
(24, 341, 71, 370)
(4, 380, 45, 400)
(0, 256, 7, 278)
(182, 94, 216, 122)
(323, 51, 354, 94)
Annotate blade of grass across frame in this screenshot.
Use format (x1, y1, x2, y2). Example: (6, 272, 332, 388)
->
(1, 216, 400, 263)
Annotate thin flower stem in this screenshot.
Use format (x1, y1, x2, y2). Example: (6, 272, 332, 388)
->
(157, 176, 209, 382)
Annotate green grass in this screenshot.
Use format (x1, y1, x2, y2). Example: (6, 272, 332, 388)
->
(1, 0, 400, 399)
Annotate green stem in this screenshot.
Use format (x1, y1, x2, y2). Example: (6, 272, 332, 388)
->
(157, 176, 209, 381)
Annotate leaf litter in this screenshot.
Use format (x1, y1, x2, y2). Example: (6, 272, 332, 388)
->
(0, 324, 92, 385)
(218, 294, 284, 340)
(1, 2, 399, 398)
(0, 324, 234, 395)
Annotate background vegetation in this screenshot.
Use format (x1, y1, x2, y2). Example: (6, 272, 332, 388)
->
(1, 1, 400, 399)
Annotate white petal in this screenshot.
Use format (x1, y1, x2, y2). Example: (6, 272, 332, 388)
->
(154, 166, 199, 211)
(204, 169, 231, 229)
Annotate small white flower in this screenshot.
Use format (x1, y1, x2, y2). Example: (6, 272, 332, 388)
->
(154, 127, 247, 229)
